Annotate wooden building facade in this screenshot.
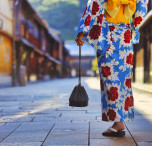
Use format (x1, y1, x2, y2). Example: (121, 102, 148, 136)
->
(0, 0, 13, 85)
(0, 0, 70, 86)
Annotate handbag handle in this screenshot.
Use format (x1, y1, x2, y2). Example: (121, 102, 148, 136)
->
(78, 45, 81, 85)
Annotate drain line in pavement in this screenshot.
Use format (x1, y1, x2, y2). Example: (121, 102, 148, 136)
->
(124, 122, 138, 146)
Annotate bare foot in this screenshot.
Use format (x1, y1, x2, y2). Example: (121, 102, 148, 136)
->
(103, 122, 125, 134)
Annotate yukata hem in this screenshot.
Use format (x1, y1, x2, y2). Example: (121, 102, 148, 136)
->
(102, 117, 134, 122)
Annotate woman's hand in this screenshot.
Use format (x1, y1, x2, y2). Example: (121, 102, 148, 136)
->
(75, 32, 85, 46)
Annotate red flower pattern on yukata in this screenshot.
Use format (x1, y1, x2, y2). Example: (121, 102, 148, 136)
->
(100, 78, 104, 91)
(102, 113, 108, 121)
(89, 25, 101, 40)
(147, 2, 149, 10)
(124, 96, 130, 111)
(106, 46, 111, 52)
(109, 26, 115, 32)
(107, 109, 116, 121)
(126, 53, 133, 65)
(110, 34, 113, 42)
(82, 6, 87, 17)
(134, 16, 142, 27)
(107, 87, 119, 101)
(125, 78, 131, 89)
(126, 24, 131, 27)
(129, 96, 133, 107)
(92, 1, 99, 15)
(84, 14, 91, 26)
(101, 66, 111, 77)
(97, 14, 103, 24)
(124, 29, 132, 43)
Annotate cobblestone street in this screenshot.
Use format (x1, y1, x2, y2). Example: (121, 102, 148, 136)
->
(0, 77, 152, 146)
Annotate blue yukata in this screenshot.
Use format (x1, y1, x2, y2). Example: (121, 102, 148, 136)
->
(76, 0, 149, 122)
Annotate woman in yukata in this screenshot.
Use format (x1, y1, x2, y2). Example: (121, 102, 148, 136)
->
(75, 0, 149, 137)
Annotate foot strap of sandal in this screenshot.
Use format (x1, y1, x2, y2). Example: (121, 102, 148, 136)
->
(108, 126, 118, 132)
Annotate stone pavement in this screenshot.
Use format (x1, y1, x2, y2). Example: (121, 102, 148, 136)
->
(132, 82, 152, 94)
(0, 77, 151, 146)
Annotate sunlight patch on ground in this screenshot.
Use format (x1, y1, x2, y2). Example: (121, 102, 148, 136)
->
(133, 89, 152, 122)
(85, 77, 100, 90)
(0, 96, 66, 122)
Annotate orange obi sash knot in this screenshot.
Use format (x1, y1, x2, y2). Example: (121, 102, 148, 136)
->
(105, 0, 136, 22)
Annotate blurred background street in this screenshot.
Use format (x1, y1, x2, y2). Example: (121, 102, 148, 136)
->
(0, 77, 152, 145)
(0, 0, 152, 145)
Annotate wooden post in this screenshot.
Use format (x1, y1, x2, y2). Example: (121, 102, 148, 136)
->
(144, 28, 150, 83)
(12, 0, 17, 86)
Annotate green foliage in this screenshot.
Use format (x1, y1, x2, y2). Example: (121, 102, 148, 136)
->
(28, 0, 88, 41)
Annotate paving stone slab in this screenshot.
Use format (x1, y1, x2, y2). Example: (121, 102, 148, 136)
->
(61, 112, 101, 118)
(14, 122, 54, 132)
(137, 142, 152, 146)
(0, 95, 53, 102)
(0, 123, 20, 133)
(0, 142, 42, 146)
(126, 124, 152, 131)
(43, 145, 87, 146)
(86, 110, 101, 115)
(71, 120, 91, 123)
(1, 131, 48, 143)
(125, 121, 152, 131)
(0, 139, 3, 143)
(125, 120, 151, 124)
(1, 107, 23, 111)
(0, 102, 30, 108)
(0, 132, 12, 139)
(33, 116, 60, 122)
(28, 109, 60, 114)
(128, 118, 151, 123)
(90, 121, 113, 128)
(90, 138, 136, 146)
(55, 107, 89, 111)
(60, 111, 87, 115)
(129, 115, 152, 122)
(0, 123, 5, 126)
(56, 109, 87, 112)
(59, 111, 96, 121)
(31, 111, 96, 122)
(43, 133, 88, 145)
(1, 110, 30, 115)
(51, 121, 89, 134)
(58, 116, 96, 121)
(130, 131, 152, 142)
(28, 112, 61, 117)
(134, 114, 152, 119)
(0, 116, 33, 123)
(96, 116, 103, 121)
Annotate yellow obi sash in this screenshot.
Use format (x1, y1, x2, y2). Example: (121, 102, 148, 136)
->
(104, 0, 136, 23)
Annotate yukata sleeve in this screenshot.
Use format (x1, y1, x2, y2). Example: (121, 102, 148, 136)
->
(76, 0, 105, 37)
(130, 0, 149, 44)
(76, 0, 92, 37)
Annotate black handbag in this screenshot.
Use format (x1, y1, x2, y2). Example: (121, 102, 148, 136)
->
(69, 45, 89, 107)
